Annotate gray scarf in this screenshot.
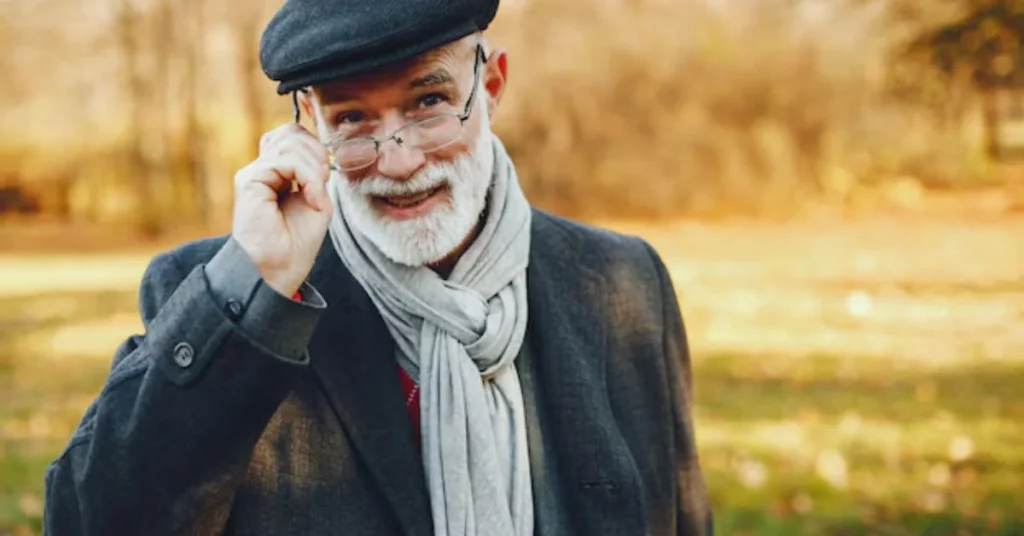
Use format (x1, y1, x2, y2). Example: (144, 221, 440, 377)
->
(326, 134, 534, 536)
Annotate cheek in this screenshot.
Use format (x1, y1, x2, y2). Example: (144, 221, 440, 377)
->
(424, 136, 473, 166)
(334, 170, 371, 194)
(406, 110, 488, 169)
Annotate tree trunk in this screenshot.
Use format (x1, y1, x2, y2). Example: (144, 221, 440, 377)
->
(182, 0, 210, 225)
(238, 13, 266, 162)
(118, 0, 161, 237)
(983, 89, 1002, 161)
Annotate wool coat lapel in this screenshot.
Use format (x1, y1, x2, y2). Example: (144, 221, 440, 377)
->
(305, 245, 434, 536)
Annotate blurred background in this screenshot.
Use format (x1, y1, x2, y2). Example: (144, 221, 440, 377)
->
(0, 0, 1022, 534)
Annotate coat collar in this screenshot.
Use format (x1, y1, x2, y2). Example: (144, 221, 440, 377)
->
(305, 244, 433, 536)
(305, 209, 644, 536)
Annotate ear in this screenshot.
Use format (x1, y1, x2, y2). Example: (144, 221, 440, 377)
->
(298, 90, 315, 121)
(483, 48, 508, 119)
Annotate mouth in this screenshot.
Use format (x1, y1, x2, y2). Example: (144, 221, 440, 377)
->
(372, 184, 448, 219)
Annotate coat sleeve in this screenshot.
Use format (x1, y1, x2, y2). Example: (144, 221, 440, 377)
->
(643, 242, 714, 536)
(43, 238, 326, 536)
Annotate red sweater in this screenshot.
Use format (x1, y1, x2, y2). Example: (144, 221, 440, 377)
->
(397, 366, 421, 439)
(293, 291, 421, 440)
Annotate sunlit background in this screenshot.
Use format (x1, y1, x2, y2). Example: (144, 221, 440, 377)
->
(1, 0, 1022, 534)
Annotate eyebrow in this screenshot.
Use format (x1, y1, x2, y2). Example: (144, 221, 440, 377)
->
(316, 68, 456, 106)
(317, 89, 356, 106)
(409, 69, 455, 89)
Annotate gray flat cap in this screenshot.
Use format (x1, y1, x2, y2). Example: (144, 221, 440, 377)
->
(259, 0, 500, 94)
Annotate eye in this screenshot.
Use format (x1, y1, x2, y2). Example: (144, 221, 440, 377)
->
(333, 110, 366, 125)
(417, 92, 452, 109)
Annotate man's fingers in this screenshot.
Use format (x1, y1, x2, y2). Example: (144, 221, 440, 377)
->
(262, 123, 319, 151)
(262, 124, 331, 181)
(237, 154, 330, 211)
(280, 154, 330, 212)
(276, 128, 329, 161)
(270, 155, 329, 212)
(259, 123, 300, 153)
(235, 160, 287, 197)
(250, 123, 333, 212)
(270, 138, 330, 180)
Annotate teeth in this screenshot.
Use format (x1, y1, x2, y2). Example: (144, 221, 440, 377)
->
(385, 190, 431, 207)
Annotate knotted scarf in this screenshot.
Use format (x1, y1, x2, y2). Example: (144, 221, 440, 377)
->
(326, 134, 533, 536)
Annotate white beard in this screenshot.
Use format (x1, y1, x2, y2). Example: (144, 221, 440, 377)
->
(332, 108, 495, 267)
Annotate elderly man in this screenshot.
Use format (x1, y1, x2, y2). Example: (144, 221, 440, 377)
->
(43, 0, 711, 534)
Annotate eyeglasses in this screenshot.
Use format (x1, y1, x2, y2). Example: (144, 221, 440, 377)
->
(302, 45, 486, 172)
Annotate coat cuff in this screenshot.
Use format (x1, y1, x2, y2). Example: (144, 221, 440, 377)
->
(204, 237, 326, 363)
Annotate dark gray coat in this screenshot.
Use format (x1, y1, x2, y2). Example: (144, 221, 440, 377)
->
(43, 209, 712, 536)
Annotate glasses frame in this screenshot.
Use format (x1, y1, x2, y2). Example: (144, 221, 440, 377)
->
(296, 44, 487, 171)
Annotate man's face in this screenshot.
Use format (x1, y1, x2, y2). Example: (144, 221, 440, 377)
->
(307, 35, 507, 267)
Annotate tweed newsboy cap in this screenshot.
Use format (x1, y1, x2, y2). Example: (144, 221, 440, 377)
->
(259, 0, 500, 95)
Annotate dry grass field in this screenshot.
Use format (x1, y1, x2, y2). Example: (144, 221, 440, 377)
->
(0, 208, 1022, 535)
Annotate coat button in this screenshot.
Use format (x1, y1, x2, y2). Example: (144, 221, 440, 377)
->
(173, 342, 195, 368)
(226, 299, 244, 319)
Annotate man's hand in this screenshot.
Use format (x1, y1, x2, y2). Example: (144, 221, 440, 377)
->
(232, 123, 333, 298)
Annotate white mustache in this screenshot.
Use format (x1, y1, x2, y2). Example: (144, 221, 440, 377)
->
(350, 164, 452, 198)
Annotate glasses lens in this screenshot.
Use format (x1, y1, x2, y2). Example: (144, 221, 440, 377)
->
(333, 139, 378, 171)
(405, 115, 462, 153)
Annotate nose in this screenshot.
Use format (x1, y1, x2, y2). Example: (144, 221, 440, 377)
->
(374, 113, 426, 181)
(375, 137, 426, 181)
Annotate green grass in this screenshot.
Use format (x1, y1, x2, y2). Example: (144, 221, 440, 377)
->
(1, 216, 1022, 535)
(694, 356, 1024, 536)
